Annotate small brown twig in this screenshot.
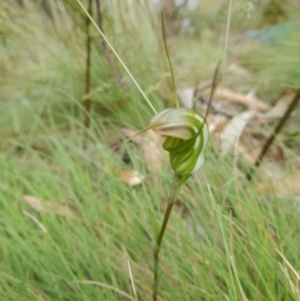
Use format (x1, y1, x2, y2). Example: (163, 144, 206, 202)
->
(83, 0, 93, 138)
(246, 87, 300, 181)
(95, 0, 125, 90)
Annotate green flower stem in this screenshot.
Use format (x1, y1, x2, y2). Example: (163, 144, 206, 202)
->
(153, 174, 189, 301)
(153, 201, 174, 301)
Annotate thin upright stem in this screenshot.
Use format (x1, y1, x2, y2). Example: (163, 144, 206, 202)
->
(153, 201, 174, 301)
(153, 174, 189, 301)
(76, 0, 157, 114)
(83, 0, 93, 136)
(95, 0, 125, 90)
(204, 61, 221, 122)
(156, 201, 175, 248)
(161, 14, 179, 108)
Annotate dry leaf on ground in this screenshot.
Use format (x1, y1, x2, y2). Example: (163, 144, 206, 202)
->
(22, 195, 43, 212)
(219, 111, 255, 155)
(260, 161, 287, 180)
(211, 87, 270, 111)
(103, 165, 145, 186)
(121, 128, 167, 174)
(258, 91, 295, 119)
(177, 87, 195, 109)
(121, 128, 143, 145)
(197, 94, 237, 117)
(118, 169, 145, 186)
(142, 129, 167, 173)
(22, 195, 74, 217)
(206, 114, 229, 133)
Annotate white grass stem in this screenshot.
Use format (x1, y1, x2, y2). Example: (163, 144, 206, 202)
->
(127, 260, 138, 300)
(222, 0, 233, 79)
(23, 211, 48, 234)
(73, 280, 135, 300)
(224, 295, 231, 301)
(230, 255, 249, 301)
(275, 249, 300, 281)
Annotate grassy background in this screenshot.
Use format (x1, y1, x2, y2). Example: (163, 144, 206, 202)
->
(0, 1, 300, 300)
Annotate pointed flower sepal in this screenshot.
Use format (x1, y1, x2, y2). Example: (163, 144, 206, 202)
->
(149, 108, 208, 176)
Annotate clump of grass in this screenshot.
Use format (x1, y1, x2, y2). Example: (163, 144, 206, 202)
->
(1, 111, 300, 300)
(0, 0, 166, 137)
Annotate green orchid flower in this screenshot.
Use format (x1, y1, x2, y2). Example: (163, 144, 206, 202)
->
(149, 108, 208, 176)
